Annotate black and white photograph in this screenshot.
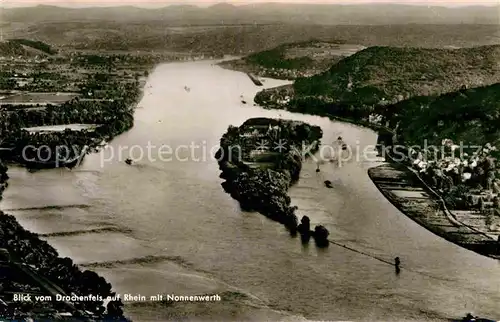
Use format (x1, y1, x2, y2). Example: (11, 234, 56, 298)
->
(0, 0, 499, 321)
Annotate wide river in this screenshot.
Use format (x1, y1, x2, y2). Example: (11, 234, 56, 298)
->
(2, 61, 500, 321)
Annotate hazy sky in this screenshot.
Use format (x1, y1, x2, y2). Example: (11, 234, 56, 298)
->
(2, 0, 499, 7)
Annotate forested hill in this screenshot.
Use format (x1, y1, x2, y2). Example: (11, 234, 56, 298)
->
(291, 45, 500, 110)
(220, 40, 366, 79)
(388, 83, 500, 148)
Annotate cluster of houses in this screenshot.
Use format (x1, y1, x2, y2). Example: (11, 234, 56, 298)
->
(411, 139, 500, 210)
(256, 66, 319, 79)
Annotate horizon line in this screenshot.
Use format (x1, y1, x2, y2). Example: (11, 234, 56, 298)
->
(2, 1, 500, 9)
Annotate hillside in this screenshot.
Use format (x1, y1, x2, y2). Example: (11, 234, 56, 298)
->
(0, 41, 29, 57)
(0, 39, 56, 57)
(220, 40, 366, 79)
(267, 45, 500, 118)
(390, 84, 500, 148)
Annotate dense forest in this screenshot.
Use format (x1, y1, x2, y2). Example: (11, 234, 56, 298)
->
(389, 84, 500, 148)
(290, 45, 500, 118)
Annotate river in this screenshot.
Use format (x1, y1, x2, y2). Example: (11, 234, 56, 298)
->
(2, 60, 500, 321)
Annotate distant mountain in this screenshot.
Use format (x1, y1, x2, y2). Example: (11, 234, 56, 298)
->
(3, 3, 499, 25)
(220, 40, 366, 79)
(207, 3, 238, 12)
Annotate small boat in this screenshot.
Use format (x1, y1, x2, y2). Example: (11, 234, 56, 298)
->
(125, 158, 133, 165)
(337, 136, 347, 150)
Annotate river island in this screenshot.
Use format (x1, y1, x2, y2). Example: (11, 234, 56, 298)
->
(216, 117, 331, 246)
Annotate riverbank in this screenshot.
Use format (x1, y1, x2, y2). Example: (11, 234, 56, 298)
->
(245, 77, 500, 260)
(246, 73, 263, 86)
(0, 49, 151, 320)
(369, 163, 500, 260)
(286, 103, 500, 259)
(219, 60, 295, 81)
(0, 47, 150, 169)
(216, 117, 331, 245)
(3, 59, 500, 321)
(0, 153, 130, 320)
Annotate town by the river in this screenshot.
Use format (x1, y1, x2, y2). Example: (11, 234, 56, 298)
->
(2, 60, 500, 321)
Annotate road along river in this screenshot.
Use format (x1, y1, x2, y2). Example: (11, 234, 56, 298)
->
(2, 60, 499, 321)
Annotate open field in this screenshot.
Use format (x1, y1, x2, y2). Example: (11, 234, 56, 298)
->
(369, 163, 500, 260)
(0, 92, 78, 106)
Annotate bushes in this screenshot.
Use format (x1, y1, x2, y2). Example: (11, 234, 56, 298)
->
(285, 45, 500, 124)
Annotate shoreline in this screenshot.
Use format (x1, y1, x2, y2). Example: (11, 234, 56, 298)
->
(0, 58, 154, 319)
(0, 153, 127, 319)
(282, 106, 500, 259)
(217, 59, 293, 81)
(221, 60, 500, 260)
(216, 117, 331, 246)
(0, 116, 135, 319)
(369, 163, 500, 260)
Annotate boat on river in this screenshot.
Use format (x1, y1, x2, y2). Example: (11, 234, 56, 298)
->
(337, 136, 348, 150)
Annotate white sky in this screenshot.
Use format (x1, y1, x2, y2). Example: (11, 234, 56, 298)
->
(2, 0, 499, 7)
